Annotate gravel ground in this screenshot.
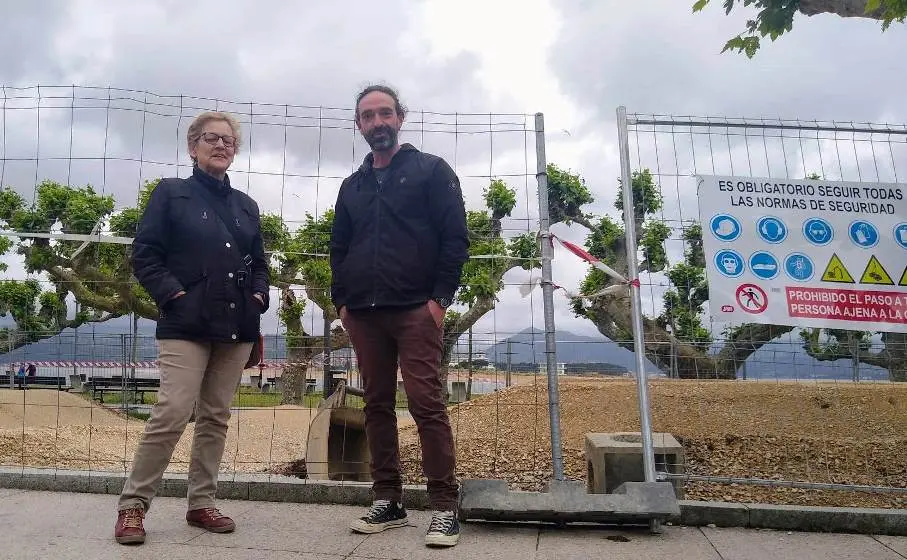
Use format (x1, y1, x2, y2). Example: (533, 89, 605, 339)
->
(399, 377, 907, 509)
(4, 380, 906, 510)
(0, 389, 318, 473)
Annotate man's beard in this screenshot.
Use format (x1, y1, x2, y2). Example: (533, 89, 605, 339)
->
(364, 124, 398, 151)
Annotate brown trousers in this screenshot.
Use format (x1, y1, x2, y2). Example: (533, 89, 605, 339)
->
(118, 339, 251, 512)
(345, 304, 458, 511)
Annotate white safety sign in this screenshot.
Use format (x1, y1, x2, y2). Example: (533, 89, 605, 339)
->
(698, 175, 907, 332)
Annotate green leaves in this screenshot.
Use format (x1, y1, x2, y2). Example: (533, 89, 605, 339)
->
(509, 233, 539, 271)
(484, 179, 516, 219)
(547, 163, 594, 226)
(585, 215, 624, 266)
(0, 188, 24, 222)
(616, 169, 663, 218)
(641, 220, 671, 273)
(696, 0, 906, 57)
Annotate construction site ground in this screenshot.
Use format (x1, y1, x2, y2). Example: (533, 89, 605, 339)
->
(1, 377, 906, 509)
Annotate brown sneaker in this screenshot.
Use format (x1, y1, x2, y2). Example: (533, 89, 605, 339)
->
(186, 507, 236, 533)
(114, 507, 146, 545)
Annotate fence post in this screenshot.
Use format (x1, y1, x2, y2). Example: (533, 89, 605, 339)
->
(616, 106, 657, 485)
(322, 315, 331, 399)
(534, 112, 564, 480)
(505, 340, 512, 388)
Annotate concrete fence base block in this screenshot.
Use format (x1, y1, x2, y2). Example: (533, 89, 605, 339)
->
(0, 468, 903, 536)
(458, 479, 680, 524)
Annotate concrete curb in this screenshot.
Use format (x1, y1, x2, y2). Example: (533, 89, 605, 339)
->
(0, 468, 903, 536)
(676, 500, 907, 536)
(0, 467, 431, 511)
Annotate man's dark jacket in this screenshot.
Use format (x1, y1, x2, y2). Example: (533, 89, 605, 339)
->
(132, 166, 270, 342)
(330, 144, 469, 312)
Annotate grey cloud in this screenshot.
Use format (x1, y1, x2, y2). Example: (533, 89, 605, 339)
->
(0, 2, 70, 84)
(546, 2, 907, 334)
(551, 2, 907, 125)
(1, 1, 551, 340)
(0, 1, 538, 222)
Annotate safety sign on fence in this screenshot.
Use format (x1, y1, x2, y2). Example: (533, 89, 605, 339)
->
(698, 175, 907, 333)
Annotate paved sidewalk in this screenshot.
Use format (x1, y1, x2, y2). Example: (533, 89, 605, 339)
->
(0, 489, 904, 559)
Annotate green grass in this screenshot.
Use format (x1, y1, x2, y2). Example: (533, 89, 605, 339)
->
(90, 387, 409, 410)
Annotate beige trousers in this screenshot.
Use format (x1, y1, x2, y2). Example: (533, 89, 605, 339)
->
(118, 339, 252, 512)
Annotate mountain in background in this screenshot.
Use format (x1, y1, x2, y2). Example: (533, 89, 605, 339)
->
(0, 317, 892, 381)
(481, 328, 659, 374)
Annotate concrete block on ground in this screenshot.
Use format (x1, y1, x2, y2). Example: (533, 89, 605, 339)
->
(450, 381, 467, 403)
(677, 500, 750, 527)
(458, 478, 679, 524)
(585, 432, 685, 498)
(747, 503, 907, 536)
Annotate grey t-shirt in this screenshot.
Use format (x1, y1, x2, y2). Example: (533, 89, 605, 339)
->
(374, 166, 390, 188)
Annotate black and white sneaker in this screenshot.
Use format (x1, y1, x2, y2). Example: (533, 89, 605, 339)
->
(424, 510, 460, 547)
(349, 500, 408, 534)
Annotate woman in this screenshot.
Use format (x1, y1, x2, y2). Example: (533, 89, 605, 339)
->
(115, 111, 270, 545)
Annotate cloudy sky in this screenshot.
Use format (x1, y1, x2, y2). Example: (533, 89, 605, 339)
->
(1, 0, 906, 349)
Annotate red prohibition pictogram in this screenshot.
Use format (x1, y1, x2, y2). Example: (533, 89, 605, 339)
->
(736, 284, 768, 314)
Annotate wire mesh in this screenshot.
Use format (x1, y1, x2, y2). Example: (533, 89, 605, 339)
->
(613, 111, 907, 508)
(0, 85, 562, 494)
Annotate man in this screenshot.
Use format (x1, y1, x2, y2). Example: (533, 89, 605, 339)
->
(330, 85, 469, 548)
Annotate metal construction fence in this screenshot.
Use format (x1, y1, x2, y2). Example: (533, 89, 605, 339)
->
(615, 109, 907, 508)
(0, 85, 569, 497)
(0, 85, 904, 510)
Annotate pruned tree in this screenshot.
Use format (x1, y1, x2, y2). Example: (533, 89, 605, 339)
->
(263, 210, 351, 404)
(0, 181, 155, 354)
(437, 178, 539, 399)
(564, 168, 906, 381)
(693, 0, 907, 56)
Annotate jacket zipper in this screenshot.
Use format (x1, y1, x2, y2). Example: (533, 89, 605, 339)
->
(371, 171, 380, 307)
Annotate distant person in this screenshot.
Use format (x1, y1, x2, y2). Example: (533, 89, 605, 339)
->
(330, 85, 469, 548)
(114, 111, 270, 546)
(26, 363, 36, 376)
(16, 365, 25, 377)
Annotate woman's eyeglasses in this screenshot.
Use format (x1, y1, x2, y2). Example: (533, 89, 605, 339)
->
(200, 132, 236, 148)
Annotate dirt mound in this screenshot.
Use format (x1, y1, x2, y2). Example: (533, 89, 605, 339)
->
(399, 378, 907, 509)
(0, 389, 126, 429)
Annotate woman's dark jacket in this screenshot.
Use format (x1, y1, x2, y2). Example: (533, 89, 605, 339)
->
(132, 166, 270, 343)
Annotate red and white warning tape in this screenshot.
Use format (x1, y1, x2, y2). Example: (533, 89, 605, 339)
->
(3, 360, 292, 369)
(520, 234, 639, 300)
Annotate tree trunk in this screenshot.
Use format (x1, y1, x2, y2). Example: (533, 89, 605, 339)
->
(279, 287, 315, 405)
(280, 359, 309, 405)
(890, 361, 907, 382)
(583, 292, 795, 379)
(802, 329, 907, 382)
(466, 328, 473, 401)
(799, 0, 887, 19)
(881, 333, 907, 382)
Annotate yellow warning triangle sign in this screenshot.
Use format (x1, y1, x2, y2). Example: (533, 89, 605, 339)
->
(821, 253, 855, 283)
(900, 266, 907, 287)
(859, 255, 894, 285)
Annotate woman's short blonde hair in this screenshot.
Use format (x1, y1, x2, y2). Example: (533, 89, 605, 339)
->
(187, 111, 242, 162)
